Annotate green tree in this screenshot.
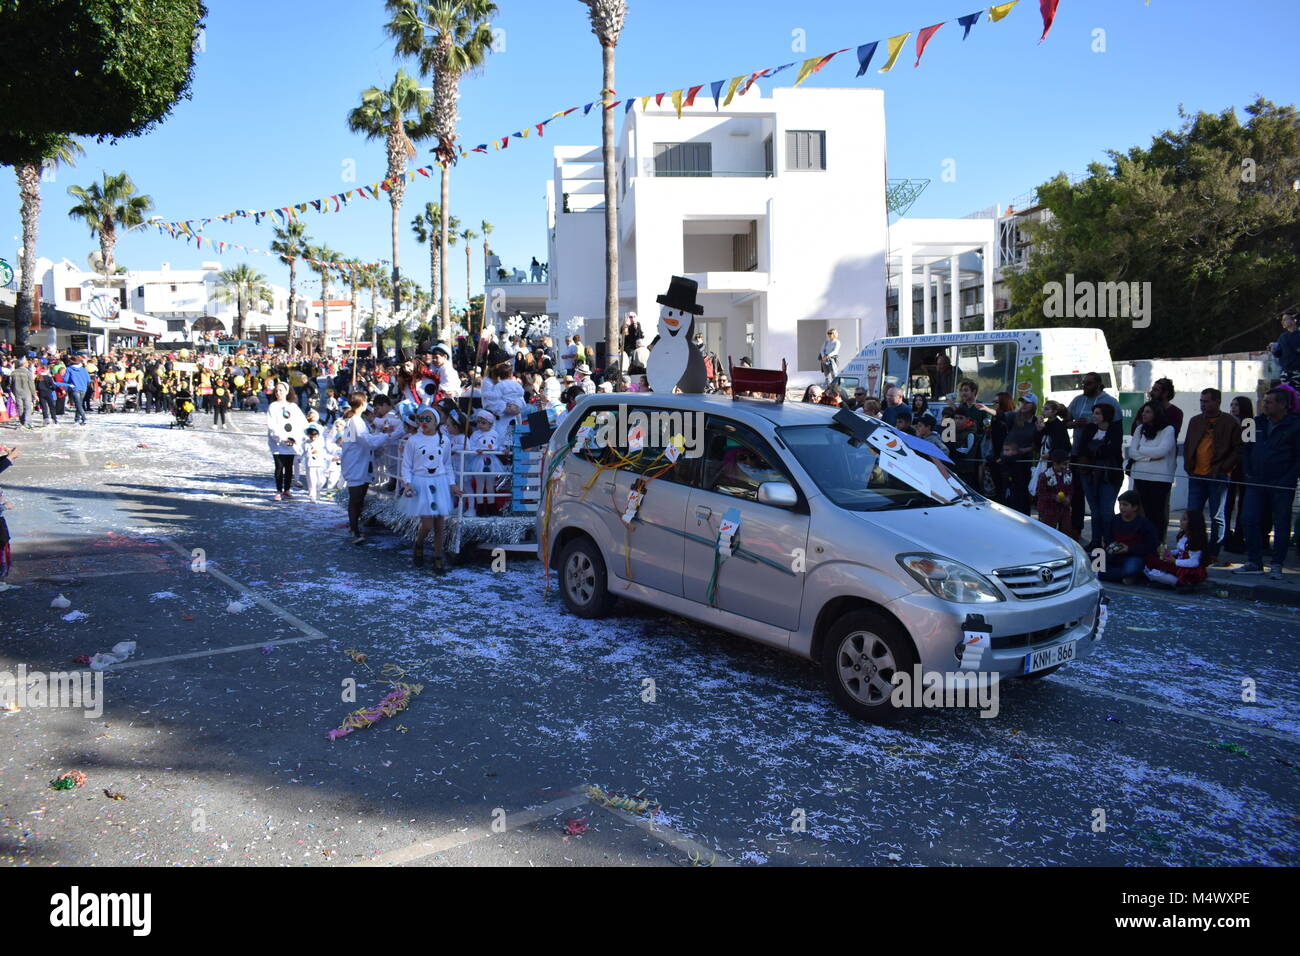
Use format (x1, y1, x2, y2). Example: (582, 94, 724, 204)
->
(386, 0, 497, 336)
(1, 0, 206, 141)
(346, 69, 434, 345)
(1, 134, 83, 348)
(306, 245, 341, 353)
(271, 219, 310, 356)
(1004, 98, 1300, 358)
(216, 264, 272, 340)
(66, 171, 155, 278)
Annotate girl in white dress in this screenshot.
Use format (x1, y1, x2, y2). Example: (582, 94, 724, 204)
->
(266, 382, 308, 500)
(401, 407, 461, 572)
(299, 425, 330, 503)
(336, 392, 396, 544)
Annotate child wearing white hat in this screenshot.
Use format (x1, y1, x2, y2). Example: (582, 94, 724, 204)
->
(465, 407, 501, 515)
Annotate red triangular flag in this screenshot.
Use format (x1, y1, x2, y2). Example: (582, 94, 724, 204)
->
(654, 92, 665, 106)
(684, 84, 704, 107)
(1039, 0, 1060, 43)
(915, 22, 944, 66)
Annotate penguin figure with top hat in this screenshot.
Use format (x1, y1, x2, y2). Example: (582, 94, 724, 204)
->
(646, 275, 708, 394)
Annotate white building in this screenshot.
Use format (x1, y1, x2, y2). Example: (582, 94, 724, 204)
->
(488, 85, 889, 384)
(15, 255, 305, 352)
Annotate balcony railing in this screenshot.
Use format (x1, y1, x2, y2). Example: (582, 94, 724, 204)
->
(649, 169, 773, 178)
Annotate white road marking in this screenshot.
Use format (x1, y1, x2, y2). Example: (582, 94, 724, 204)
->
(351, 790, 592, 867)
(592, 802, 735, 866)
(1053, 678, 1298, 744)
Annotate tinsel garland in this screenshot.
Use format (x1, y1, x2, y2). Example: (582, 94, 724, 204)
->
(354, 492, 534, 554)
(50, 770, 88, 790)
(326, 681, 424, 741)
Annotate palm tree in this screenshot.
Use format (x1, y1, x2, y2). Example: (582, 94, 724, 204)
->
(216, 264, 272, 340)
(480, 218, 493, 327)
(459, 226, 478, 333)
(271, 219, 310, 357)
(9, 135, 82, 349)
(581, 0, 628, 385)
(386, 0, 497, 337)
(411, 202, 459, 341)
(346, 69, 435, 339)
(66, 171, 154, 278)
(307, 244, 340, 354)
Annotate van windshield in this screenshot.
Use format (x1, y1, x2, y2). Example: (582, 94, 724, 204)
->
(778, 423, 967, 511)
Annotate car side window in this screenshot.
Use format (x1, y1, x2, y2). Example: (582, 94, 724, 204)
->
(701, 417, 793, 502)
(572, 404, 697, 486)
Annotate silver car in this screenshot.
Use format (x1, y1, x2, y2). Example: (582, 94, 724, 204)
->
(538, 394, 1105, 722)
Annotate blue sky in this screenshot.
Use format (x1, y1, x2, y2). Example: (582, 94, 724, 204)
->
(6, 0, 1297, 305)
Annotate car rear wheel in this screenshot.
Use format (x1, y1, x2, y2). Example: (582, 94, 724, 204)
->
(558, 536, 615, 619)
(821, 610, 917, 723)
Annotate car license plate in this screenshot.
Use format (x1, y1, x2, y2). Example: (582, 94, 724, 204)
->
(1024, 640, 1076, 674)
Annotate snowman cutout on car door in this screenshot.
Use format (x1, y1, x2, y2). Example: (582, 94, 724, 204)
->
(646, 275, 708, 394)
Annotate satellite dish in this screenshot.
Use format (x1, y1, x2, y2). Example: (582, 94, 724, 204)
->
(87, 250, 105, 273)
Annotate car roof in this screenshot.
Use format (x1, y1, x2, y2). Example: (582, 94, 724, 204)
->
(571, 393, 837, 431)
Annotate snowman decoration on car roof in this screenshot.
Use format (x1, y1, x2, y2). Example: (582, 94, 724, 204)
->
(646, 275, 708, 394)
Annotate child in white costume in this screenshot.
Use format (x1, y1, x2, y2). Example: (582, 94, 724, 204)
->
(299, 425, 331, 502)
(465, 408, 502, 515)
(401, 407, 461, 572)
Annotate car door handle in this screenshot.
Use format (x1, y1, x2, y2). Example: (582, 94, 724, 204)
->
(695, 505, 712, 522)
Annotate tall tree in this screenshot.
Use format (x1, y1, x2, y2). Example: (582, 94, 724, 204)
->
(271, 218, 309, 357)
(480, 218, 493, 328)
(346, 68, 434, 354)
(459, 226, 479, 333)
(1004, 98, 1300, 358)
(216, 264, 271, 340)
(411, 202, 459, 339)
(386, 0, 497, 338)
(306, 244, 341, 355)
(581, 0, 627, 384)
(1, 133, 83, 349)
(3, 0, 206, 141)
(66, 171, 155, 278)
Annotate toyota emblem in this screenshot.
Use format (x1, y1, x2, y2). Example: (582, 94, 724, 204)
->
(1038, 566, 1054, 583)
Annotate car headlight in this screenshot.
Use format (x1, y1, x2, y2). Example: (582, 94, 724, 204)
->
(1071, 539, 1098, 588)
(897, 553, 1004, 603)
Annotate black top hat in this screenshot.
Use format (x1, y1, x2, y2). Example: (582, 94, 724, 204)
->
(656, 275, 704, 315)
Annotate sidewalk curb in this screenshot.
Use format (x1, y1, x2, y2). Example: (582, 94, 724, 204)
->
(1103, 578, 1300, 609)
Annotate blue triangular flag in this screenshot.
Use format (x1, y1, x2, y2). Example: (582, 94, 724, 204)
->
(625, 98, 635, 114)
(855, 41, 879, 77)
(710, 79, 724, 109)
(583, 103, 594, 115)
(958, 11, 980, 39)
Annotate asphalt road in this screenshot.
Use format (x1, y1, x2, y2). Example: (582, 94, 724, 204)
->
(1, 411, 1296, 866)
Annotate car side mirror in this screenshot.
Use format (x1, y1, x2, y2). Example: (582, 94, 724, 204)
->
(757, 481, 798, 508)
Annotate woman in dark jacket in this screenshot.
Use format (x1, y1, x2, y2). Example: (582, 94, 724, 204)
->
(1222, 395, 1257, 554)
(1077, 402, 1125, 547)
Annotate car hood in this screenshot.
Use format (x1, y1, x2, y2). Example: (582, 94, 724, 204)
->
(849, 501, 1073, 574)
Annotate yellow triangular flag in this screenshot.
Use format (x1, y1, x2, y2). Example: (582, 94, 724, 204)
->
(640, 95, 651, 111)
(989, 1, 1018, 22)
(878, 32, 911, 73)
(722, 74, 745, 107)
(521, 127, 530, 138)
(794, 55, 822, 87)
(671, 89, 684, 119)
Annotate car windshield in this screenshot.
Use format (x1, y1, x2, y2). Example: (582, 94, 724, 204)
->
(778, 422, 969, 511)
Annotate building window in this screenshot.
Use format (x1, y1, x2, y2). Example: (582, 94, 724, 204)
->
(763, 135, 774, 175)
(786, 130, 826, 171)
(653, 142, 712, 177)
(65, 288, 82, 302)
(732, 221, 758, 272)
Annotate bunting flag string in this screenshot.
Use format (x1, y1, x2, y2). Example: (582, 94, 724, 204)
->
(146, 220, 379, 272)
(154, 1, 1056, 234)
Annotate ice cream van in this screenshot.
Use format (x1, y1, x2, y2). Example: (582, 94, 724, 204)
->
(835, 328, 1116, 409)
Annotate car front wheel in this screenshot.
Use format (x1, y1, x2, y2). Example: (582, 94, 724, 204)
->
(821, 610, 917, 723)
(558, 536, 616, 619)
